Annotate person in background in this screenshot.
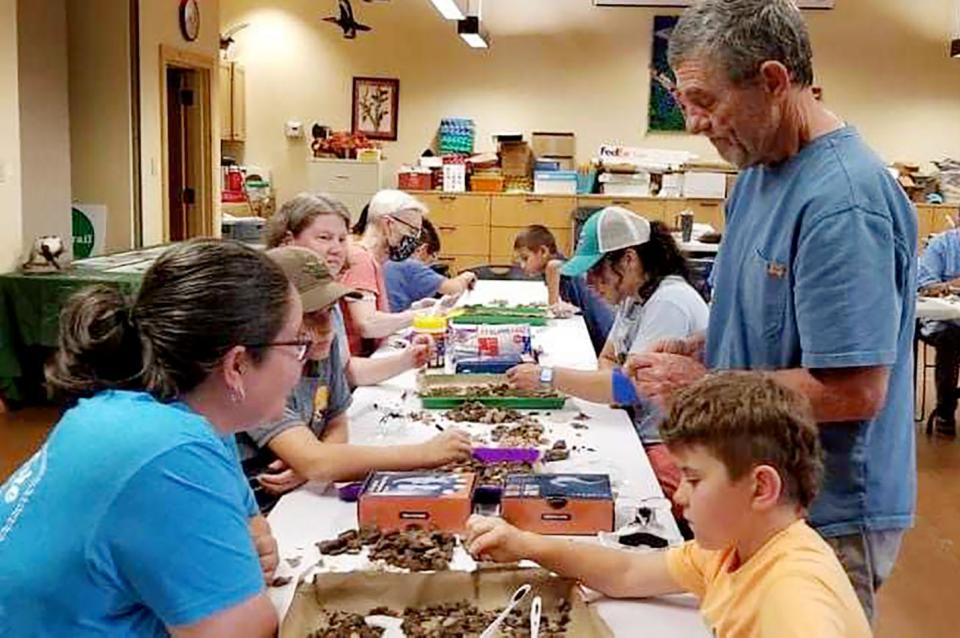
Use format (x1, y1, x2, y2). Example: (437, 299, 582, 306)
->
(508, 208, 708, 505)
(917, 213, 960, 437)
(237, 247, 472, 512)
(626, 0, 917, 621)
(266, 192, 432, 385)
(513, 224, 614, 355)
(0, 240, 301, 637)
(384, 218, 478, 312)
(467, 373, 872, 638)
(340, 189, 433, 356)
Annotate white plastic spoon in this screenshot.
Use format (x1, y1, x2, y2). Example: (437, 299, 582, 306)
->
(479, 583, 532, 638)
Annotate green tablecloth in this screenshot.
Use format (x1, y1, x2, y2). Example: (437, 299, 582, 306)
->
(0, 267, 143, 403)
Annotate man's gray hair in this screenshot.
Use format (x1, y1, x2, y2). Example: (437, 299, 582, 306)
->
(668, 0, 814, 88)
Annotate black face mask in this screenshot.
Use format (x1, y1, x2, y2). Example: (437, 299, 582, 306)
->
(388, 231, 420, 262)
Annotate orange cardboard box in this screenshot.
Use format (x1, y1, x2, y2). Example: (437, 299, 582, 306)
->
(501, 473, 614, 536)
(358, 471, 476, 533)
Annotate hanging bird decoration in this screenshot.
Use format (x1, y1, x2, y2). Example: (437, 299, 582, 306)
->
(324, 0, 372, 39)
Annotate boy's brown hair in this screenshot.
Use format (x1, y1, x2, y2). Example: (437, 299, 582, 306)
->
(661, 372, 823, 509)
(513, 225, 560, 256)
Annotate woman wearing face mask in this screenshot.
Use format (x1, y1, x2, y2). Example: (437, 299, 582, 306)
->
(237, 247, 473, 512)
(340, 189, 430, 356)
(265, 192, 432, 385)
(0, 240, 304, 637)
(506, 207, 709, 504)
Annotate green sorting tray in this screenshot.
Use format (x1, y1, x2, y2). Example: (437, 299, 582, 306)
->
(417, 373, 566, 409)
(420, 395, 567, 409)
(451, 314, 548, 326)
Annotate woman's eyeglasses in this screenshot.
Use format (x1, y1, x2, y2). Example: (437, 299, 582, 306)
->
(246, 339, 314, 362)
(388, 215, 423, 239)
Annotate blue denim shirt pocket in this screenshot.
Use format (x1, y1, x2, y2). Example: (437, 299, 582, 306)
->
(747, 247, 790, 341)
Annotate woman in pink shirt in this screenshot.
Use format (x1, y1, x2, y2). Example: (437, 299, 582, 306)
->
(341, 190, 427, 356)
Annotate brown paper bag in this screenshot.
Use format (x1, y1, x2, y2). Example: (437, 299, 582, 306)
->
(281, 567, 613, 637)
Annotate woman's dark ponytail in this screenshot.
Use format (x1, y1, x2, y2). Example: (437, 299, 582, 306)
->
(45, 286, 147, 400)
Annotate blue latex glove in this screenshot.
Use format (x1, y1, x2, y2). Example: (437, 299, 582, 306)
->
(611, 367, 640, 405)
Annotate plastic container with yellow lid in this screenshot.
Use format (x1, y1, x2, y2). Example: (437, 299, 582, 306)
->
(413, 314, 448, 369)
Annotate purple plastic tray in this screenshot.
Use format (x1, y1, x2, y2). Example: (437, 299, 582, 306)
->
(472, 447, 540, 464)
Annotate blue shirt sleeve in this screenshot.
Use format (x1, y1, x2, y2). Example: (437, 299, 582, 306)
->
(93, 443, 265, 628)
(385, 259, 445, 312)
(918, 235, 947, 289)
(795, 207, 901, 369)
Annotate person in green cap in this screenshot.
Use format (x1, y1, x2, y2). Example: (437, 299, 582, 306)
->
(237, 246, 473, 512)
(506, 206, 708, 507)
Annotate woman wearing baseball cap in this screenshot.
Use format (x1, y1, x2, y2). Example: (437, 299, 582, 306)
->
(507, 207, 709, 506)
(236, 246, 472, 512)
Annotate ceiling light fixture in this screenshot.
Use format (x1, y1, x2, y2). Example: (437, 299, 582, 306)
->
(429, 0, 467, 21)
(458, 15, 488, 48)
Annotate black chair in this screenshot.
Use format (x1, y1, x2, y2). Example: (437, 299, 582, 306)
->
(914, 322, 960, 433)
(463, 264, 540, 282)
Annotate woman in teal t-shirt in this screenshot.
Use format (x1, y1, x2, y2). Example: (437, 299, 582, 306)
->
(0, 240, 305, 637)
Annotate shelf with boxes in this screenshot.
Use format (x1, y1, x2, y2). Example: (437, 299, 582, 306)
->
(404, 190, 727, 273)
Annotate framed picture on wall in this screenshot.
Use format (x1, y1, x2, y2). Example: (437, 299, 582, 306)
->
(352, 77, 399, 141)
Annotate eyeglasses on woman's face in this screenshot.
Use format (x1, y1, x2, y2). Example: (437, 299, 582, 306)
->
(246, 339, 315, 362)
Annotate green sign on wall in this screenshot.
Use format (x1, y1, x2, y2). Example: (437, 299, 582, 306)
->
(71, 204, 106, 258)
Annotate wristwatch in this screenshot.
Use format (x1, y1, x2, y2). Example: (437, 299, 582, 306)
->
(539, 366, 555, 388)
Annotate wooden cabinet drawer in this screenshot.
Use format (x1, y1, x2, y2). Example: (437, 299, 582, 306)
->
(663, 198, 725, 230)
(490, 226, 572, 257)
(577, 197, 666, 223)
(490, 195, 577, 228)
(917, 204, 954, 246)
(435, 225, 490, 256)
(417, 192, 490, 227)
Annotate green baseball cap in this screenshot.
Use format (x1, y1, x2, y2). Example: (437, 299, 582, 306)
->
(561, 206, 652, 277)
(266, 246, 361, 313)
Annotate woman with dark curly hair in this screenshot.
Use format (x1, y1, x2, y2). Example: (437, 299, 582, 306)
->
(506, 207, 708, 503)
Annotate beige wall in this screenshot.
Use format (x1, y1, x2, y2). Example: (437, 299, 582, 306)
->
(17, 0, 72, 260)
(222, 0, 960, 209)
(0, 0, 22, 271)
(139, 0, 221, 245)
(67, 0, 135, 253)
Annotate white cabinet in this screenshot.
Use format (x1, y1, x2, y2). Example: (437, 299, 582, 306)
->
(306, 159, 382, 221)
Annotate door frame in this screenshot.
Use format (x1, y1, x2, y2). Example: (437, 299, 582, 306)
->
(159, 45, 215, 241)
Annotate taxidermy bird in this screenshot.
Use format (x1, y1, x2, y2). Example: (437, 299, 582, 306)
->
(219, 22, 250, 52)
(324, 0, 371, 39)
(22, 236, 65, 272)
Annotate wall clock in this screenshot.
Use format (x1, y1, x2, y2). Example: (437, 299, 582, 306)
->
(179, 0, 200, 42)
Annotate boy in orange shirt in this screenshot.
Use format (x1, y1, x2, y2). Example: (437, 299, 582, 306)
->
(466, 372, 871, 637)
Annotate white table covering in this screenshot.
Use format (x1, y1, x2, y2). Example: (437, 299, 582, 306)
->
(267, 280, 709, 637)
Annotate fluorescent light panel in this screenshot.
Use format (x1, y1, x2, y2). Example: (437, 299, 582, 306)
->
(430, 0, 467, 20)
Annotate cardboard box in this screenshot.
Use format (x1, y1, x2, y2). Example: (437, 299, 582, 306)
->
(281, 569, 614, 638)
(501, 473, 614, 535)
(682, 171, 727, 199)
(536, 156, 576, 171)
(532, 131, 576, 158)
(358, 471, 476, 533)
(499, 141, 533, 177)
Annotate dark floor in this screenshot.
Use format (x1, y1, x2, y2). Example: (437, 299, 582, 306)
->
(1, 354, 958, 637)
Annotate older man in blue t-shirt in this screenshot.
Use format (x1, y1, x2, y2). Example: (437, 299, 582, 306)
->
(627, 1, 916, 623)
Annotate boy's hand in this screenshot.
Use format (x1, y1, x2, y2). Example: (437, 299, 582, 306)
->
(465, 515, 531, 563)
(625, 352, 707, 409)
(423, 429, 473, 465)
(506, 363, 542, 391)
